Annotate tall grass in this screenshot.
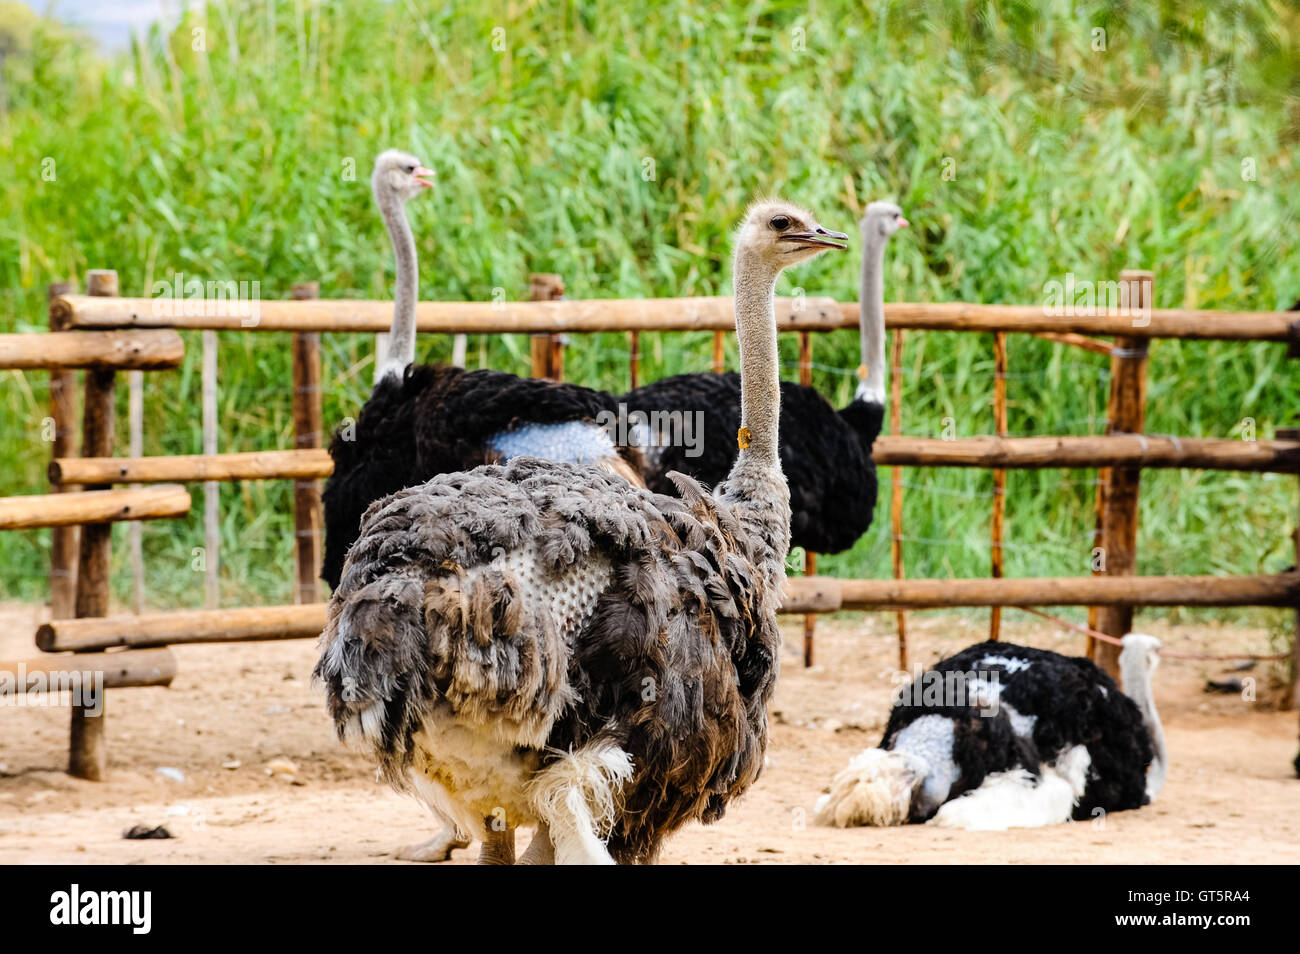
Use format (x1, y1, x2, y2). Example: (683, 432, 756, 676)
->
(0, 0, 1297, 628)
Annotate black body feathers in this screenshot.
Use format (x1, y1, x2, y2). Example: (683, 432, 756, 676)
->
(884, 641, 1154, 820)
(322, 364, 623, 589)
(623, 371, 882, 553)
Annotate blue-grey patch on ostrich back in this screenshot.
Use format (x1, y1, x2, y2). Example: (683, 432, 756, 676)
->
(891, 714, 960, 815)
(486, 421, 616, 464)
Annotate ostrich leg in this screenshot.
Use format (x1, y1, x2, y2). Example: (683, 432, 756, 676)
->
(396, 817, 471, 862)
(476, 823, 516, 865)
(517, 823, 555, 865)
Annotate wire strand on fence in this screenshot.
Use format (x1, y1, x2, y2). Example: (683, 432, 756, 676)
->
(1013, 605, 1291, 660)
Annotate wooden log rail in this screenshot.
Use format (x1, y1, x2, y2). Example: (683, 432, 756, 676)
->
(53, 295, 1299, 342)
(777, 571, 1300, 613)
(51, 449, 334, 485)
(53, 295, 843, 334)
(0, 485, 191, 530)
(0, 649, 176, 691)
(33, 569, 1300, 652)
(873, 435, 1300, 473)
(47, 435, 1300, 487)
(0, 329, 184, 370)
(39, 604, 329, 652)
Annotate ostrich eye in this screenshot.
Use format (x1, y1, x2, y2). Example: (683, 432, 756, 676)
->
(770, 215, 791, 231)
(404, 164, 416, 173)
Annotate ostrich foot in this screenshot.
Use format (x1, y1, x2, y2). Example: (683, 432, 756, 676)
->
(395, 824, 471, 863)
(517, 823, 555, 865)
(476, 825, 516, 865)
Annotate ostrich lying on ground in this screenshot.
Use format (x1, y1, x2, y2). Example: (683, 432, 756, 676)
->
(322, 150, 641, 591)
(619, 201, 907, 554)
(314, 200, 847, 863)
(815, 635, 1166, 830)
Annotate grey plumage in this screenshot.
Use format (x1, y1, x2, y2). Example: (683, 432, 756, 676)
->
(316, 456, 785, 861)
(314, 198, 845, 863)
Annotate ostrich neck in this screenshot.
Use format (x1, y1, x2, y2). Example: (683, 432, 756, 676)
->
(722, 247, 791, 566)
(731, 250, 781, 469)
(1122, 653, 1168, 800)
(375, 190, 418, 386)
(856, 231, 887, 406)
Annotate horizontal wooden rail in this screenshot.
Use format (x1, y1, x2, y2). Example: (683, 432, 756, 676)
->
(0, 648, 176, 690)
(51, 449, 335, 485)
(38, 603, 329, 652)
(779, 571, 1300, 614)
(54, 295, 1298, 342)
(54, 295, 843, 334)
(0, 485, 191, 530)
(0, 330, 184, 370)
(872, 435, 1300, 473)
(47, 436, 1298, 488)
(857, 303, 1297, 342)
(41, 571, 1297, 649)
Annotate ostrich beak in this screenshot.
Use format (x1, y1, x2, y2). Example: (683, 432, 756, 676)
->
(780, 226, 849, 251)
(897, 217, 910, 228)
(414, 166, 436, 188)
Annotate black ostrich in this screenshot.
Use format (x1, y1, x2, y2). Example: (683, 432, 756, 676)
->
(619, 201, 907, 554)
(321, 151, 640, 591)
(815, 635, 1167, 829)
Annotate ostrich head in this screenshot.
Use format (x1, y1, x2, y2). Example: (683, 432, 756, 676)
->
(861, 200, 909, 240)
(371, 149, 435, 205)
(1119, 633, 1161, 682)
(736, 200, 848, 270)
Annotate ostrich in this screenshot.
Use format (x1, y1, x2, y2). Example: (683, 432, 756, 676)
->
(619, 201, 907, 554)
(314, 200, 847, 864)
(815, 634, 1166, 830)
(322, 150, 642, 591)
(323, 150, 645, 863)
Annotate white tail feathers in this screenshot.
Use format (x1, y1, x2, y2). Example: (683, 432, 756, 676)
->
(528, 742, 633, 865)
(813, 748, 918, 827)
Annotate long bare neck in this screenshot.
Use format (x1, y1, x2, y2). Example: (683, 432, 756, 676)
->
(856, 230, 887, 406)
(374, 189, 417, 387)
(1121, 650, 1167, 801)
(731, 249, 781, 470)
(721, 247, 791, 566)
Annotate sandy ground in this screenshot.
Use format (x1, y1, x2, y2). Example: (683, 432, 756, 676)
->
(1, 600, 1297, 865)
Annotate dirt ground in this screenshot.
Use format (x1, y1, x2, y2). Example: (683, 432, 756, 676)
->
(1, 600, 1297, 864)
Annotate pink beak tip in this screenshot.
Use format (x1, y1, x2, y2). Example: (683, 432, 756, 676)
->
(898, 217, 910, 228)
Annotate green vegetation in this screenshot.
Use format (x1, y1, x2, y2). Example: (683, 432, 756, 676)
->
(1, 0, 1296, 628)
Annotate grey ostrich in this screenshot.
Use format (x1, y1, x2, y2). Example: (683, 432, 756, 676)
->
(314, 200, 847, 863)
(326, 150, 642, 862)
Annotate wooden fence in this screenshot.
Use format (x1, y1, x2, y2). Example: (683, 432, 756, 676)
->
(2, 267, 1297, 779)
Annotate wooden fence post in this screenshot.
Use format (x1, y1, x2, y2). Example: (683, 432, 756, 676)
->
(990, 332, 1008, 640)
(1093, 270, 1152, 680)
(712, 331, 726, 374)
(891, 328, 908, 670)
(628, 331, 640, 390)
(292, 282, 323, 605)
(201, 329, 219, 609)
(798, 332, 818, 667)
(528, 274, 564, 379)
(69, 269, 118, 780)
(128, 368, 145, 613)
(49, 280, 79, 620)
(1281, 424, 1300, 711)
